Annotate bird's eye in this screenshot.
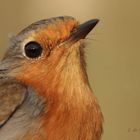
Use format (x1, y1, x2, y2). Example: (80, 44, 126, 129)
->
(24, 41, 43, 59)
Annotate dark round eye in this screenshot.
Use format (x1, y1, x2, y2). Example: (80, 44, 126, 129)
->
(24, 41, 43, 58)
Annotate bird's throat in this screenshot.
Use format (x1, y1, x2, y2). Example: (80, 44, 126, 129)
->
(35, 46, 103, 140)
(43, 44, 89, 103)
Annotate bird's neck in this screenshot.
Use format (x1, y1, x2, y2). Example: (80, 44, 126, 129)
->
(40, 45, 91, 105)
(32, 47, 103, 140)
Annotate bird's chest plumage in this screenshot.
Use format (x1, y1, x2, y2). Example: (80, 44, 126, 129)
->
(0, 85, 102, 140)
(42, 105, 102, 140)
(24, 102, 102, 140)
(25, 89, 102, 140)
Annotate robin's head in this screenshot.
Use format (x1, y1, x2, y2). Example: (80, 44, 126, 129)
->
(1, 16, 99, 95)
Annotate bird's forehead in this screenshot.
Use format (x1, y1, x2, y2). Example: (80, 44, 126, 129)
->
(19, 16, 79, 47)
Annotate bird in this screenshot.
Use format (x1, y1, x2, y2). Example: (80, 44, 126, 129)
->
(0, 16, 103, 140)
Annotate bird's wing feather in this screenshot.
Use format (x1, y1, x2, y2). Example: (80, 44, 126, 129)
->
(0, 79, 27, 127)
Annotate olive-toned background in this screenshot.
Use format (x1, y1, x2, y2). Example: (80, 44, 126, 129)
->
(0, 0, 140, 140)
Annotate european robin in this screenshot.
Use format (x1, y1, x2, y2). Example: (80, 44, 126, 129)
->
(0, 16, 103, 140)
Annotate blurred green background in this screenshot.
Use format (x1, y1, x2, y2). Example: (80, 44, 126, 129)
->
(0, 0, 140, 140)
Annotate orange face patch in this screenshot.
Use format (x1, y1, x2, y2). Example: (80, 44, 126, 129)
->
(15, 17, 81, 99)
(31, 18, 79, 50)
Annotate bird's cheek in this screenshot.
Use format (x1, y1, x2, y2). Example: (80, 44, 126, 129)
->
(15, 63, 40, 84)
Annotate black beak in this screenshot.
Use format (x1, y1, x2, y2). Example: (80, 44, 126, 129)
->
(69, 19, 99, 42)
